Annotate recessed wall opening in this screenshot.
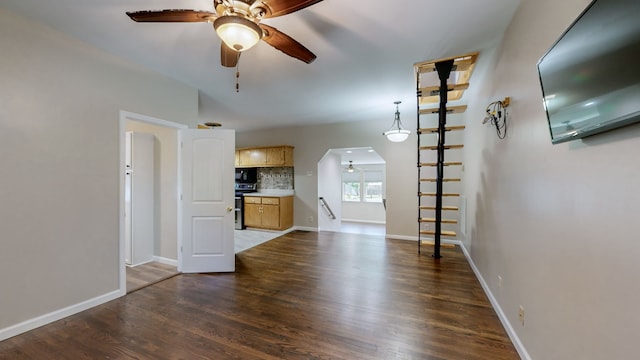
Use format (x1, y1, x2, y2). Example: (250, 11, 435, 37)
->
(317, 147, 386, 236)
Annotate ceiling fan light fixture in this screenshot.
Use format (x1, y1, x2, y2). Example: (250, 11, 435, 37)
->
(384, 101, 410, 142)
(347, 161, 355, 173)
(214, 16, 262, 52)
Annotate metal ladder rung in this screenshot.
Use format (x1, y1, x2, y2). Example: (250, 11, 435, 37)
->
(419, 83, 470, 96)
(420, 144, 464, 150)
(420, 206, 459, 211)
(420, 217, 458, 224)
(419, 105, 467, 115)
(420, 230, 457, 237)
(418, 125, 466, 134)
(419, 240, 457, 248)
(420, 178, 461, 182)
(420, 192, 460, 197)
(419, 162, 463, 167)
(416, 53, 477, 74)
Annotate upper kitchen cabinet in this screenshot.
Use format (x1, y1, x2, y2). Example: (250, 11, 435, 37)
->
(237, 147, 266, 166)
(235, 145, 294, 168)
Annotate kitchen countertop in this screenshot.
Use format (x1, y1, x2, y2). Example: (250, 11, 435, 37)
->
(243, 190, 295, 197)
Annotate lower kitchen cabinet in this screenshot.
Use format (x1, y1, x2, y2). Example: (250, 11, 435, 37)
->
(244, 196, 293, 231)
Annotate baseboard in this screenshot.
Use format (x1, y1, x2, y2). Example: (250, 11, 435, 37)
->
(152, 256, 178, 267)
(385, 234, 417, 241)
(0, 289, 122, 341)
(292, 226, 317, 232)
(341, 219, 386, 225)
(458, 244, 531, 360)
(386, 235, 461, 247)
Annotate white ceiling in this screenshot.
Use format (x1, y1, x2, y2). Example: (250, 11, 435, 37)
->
(0, 0, 521, 132)
(330, 147, 385, 166)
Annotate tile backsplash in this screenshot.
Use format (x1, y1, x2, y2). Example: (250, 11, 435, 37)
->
(258, 167, 294, 190)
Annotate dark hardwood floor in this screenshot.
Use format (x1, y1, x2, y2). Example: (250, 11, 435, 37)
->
(0, 231, 518, 359)
(126, 261, 179, 293)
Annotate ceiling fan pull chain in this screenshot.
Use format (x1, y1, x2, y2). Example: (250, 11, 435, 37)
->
(236, 59, 240, 93)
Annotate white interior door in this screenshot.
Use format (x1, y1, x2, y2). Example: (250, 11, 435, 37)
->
(180, 128, 235, 273)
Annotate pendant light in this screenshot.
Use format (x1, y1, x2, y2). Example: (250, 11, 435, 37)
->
(214, 16, 263, 52)
(383, 101, 410, 142)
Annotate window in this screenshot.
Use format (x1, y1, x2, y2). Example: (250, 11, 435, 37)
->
(364, 181, 383, 202)
(343, 181, 360, 202)
(342, 167, 384, 203)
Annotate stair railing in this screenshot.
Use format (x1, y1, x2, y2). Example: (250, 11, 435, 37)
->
(318, 197, 336, 219)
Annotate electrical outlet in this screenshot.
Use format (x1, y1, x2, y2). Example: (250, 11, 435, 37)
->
(498, 275, 503, 288)
(519, 306, 525, 326)
(307, 215, 314, 223)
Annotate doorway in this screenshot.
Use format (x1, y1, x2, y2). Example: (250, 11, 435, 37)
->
(119, 111, 186, 293)
(317, 147, 386, 235)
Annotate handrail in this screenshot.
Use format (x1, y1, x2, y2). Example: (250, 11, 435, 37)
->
(318, 197, 336, 219)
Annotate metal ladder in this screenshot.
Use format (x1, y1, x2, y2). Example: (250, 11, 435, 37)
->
(415, 53, 477, 257)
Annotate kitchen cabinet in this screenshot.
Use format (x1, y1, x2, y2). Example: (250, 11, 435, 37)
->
(238, 148, 266, 166)
(243, 196, 293, 230)
(235, 145, 294, 167)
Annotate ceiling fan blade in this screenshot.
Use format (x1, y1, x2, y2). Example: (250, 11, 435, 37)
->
(261, 0, 324, 18)
(126, 9, 216, 22)
(221, 42, 240, 68)
(259, 24, 316, 64)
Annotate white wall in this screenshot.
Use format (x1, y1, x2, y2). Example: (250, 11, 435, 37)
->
(342, 202, 385, 223)
(463, 0, 640, 358)
(0, 9, 197, 337)
(317, 152, 342, 231)
(236, 116, 417, 239)
(125, 120, 179, 261)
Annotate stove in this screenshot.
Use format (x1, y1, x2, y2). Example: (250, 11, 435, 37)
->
(235, 182, 257, 196)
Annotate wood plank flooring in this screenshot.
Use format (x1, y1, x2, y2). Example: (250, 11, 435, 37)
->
(0, 231, 518, 359)
(126, 261, 179, 293)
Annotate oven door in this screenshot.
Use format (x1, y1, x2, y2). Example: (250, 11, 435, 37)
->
(234, 195, 243, 230)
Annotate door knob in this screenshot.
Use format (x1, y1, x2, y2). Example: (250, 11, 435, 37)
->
(227, 206, 234, 213)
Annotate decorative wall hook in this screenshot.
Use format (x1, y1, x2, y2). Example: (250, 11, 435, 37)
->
(483, 97, 510, 139)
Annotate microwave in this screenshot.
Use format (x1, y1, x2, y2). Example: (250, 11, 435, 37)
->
(235, 168, 257, 183)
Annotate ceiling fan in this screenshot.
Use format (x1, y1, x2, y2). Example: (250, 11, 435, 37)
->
(346, 161, 355, 172)
(126, 0, 322, 68)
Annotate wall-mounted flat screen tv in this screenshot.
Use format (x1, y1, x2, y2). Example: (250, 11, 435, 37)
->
(537, 0, 640, 144)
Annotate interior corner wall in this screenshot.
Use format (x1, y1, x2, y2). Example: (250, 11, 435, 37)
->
(463, 0, 640, 359)
(0, 8, 198, 335)
(236, 117, 417, 239)
(317, 152, 342, 232)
